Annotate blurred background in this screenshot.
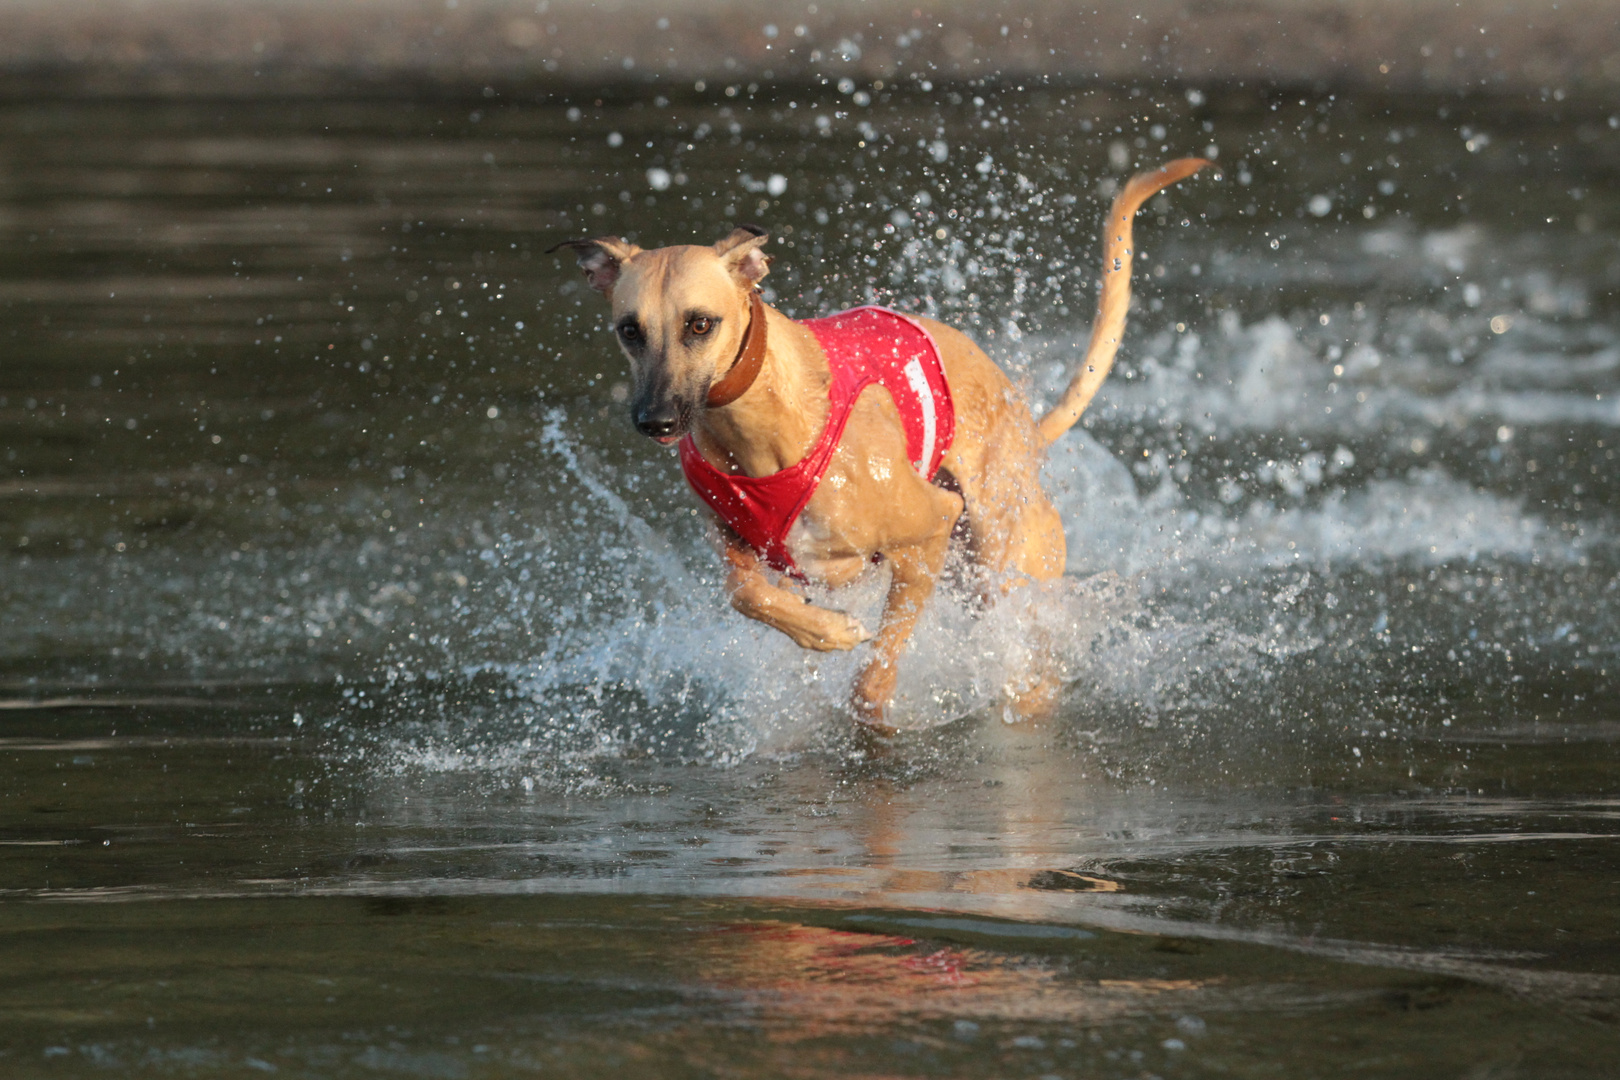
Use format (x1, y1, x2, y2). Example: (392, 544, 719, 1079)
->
(2, 2, 1619, 1077)
(3, 0, 1617, 100)
(3, 0, 1615, 694)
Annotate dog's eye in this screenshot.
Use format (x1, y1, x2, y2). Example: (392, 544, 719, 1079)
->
(618, 323, 642, 343)
(689, 316, 713, 336)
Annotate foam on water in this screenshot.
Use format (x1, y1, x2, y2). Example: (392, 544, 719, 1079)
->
(1042, 420, 1553, 577)
(1075, 312, 1620, 436)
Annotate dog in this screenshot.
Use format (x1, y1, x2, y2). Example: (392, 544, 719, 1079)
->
(552, 158, 1207, 729)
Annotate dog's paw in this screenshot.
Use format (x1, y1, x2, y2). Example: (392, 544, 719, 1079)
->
(1001, 675, 1061, 723)
(789, 609, 870, 652)
(850, 659, 899, 726)
(834, 614, 874, 648)
(777, 608, 868, 650)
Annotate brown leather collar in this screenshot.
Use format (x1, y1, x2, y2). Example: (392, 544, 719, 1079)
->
(705, 289, 767, 409)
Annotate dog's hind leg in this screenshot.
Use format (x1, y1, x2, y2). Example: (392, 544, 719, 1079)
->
(946, 427, 1067, 597)
(720, 534, 873, 651)
(945, 434, 1069, 721)
(926, 323, 1068, 596)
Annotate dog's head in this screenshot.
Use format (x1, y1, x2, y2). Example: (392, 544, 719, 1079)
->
(551, 227, 771, 443)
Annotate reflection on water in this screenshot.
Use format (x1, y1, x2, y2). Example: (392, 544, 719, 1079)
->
(1, 86, 1619, 1074)
(2, 890, 1618, 1076)
(4, 701, 1618, 1073)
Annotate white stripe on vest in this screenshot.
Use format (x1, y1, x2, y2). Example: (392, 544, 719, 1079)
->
(903, 356, 936, 475)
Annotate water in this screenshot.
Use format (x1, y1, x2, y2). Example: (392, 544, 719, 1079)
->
(2, 86, 1619, 1074)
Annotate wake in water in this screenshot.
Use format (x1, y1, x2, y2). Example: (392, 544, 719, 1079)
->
(371, 301, 1596, 781)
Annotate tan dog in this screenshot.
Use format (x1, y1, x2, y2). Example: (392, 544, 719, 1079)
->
(554, 158, 1207, 729)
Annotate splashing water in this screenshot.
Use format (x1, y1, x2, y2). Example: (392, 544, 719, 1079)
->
(2, 91, 1612, 789)
(379, 300, 1578, 776)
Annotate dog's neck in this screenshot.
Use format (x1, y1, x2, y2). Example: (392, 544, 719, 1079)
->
(691, 301, 830, 477)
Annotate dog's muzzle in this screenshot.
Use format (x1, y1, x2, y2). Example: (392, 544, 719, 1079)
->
(634, 401, 686, 444)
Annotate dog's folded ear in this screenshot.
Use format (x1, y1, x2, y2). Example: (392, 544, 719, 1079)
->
(545, 236, 641, 294)
(714, 225, 771, 287)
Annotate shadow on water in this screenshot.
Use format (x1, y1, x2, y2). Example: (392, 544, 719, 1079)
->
(1, 85, 1619, 1074)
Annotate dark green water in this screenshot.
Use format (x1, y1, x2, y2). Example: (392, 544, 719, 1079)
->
(2, 84, 1618, 1075)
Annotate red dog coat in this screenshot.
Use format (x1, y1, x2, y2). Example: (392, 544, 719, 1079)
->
(678, 306, 956, 575)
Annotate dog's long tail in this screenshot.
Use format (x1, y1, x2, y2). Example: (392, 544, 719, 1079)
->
(1037, 157, 1210, 446)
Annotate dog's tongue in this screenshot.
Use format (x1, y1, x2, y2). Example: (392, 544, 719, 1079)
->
(655, 434, 680, 446)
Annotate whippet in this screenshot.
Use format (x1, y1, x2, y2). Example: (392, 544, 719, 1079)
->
(553, 158, 1207, 728)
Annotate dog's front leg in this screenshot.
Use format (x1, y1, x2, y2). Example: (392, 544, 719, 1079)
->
(850, 492, 961, 728)
(720, 535, 872, 651)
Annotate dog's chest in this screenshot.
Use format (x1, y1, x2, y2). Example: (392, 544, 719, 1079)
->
(782, 436, 940, 586)
(782, 514, 872, 587)
(680, 305, 954, 577)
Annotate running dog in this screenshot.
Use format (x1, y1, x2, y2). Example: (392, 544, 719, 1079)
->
(552, 158, 1207, 729)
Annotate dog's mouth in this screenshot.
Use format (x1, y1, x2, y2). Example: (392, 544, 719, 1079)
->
(653, 433, 681, 446)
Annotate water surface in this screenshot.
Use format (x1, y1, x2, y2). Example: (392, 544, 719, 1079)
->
(2, 85, 1618, 1075)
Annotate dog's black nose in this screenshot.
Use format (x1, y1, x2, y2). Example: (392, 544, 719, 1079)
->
(634, 405, 681, 439)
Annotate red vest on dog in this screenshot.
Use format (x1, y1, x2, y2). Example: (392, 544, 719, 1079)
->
(678, 305, 955, 575)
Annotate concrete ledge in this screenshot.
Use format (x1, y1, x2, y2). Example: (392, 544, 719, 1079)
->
(0, 0, 1616, 99)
